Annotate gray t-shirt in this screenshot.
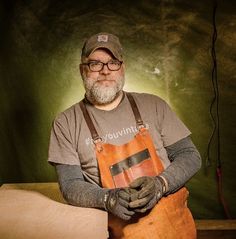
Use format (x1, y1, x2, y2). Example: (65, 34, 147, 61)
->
(48, 92, 191, 186)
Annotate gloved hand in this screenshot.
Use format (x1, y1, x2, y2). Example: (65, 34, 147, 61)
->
(128, 176, 166, 213)
(103, 188, 135, 220)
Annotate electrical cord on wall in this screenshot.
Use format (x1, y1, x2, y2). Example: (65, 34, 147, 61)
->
(207, 0, 232, 219)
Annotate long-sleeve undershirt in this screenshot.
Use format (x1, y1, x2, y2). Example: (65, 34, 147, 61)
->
(55, 136, 201, 208)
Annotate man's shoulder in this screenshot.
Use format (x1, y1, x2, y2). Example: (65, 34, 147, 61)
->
(54, 101, 82, 124)
(128, 92, 167, 106)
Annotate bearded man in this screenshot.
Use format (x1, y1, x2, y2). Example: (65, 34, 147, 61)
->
(48, 32, 201, 239)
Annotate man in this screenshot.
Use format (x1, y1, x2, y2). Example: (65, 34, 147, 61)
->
(48, 32, 201, 239)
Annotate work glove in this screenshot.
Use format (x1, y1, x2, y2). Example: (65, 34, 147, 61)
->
(128, 176, 166, 213)
(103, 188, 135, 220)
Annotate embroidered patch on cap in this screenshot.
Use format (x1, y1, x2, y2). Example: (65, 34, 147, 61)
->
(97, 34, 109, 42)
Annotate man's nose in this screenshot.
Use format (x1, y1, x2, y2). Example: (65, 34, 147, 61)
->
(100, 64, 110, 74)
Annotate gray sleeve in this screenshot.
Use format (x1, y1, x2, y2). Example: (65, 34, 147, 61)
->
(55, 164, 108, 208)
(160, 136, 202, 194)
(48, 116, 81, 165)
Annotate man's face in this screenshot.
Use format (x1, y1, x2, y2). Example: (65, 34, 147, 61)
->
(80, 49, 125, 105)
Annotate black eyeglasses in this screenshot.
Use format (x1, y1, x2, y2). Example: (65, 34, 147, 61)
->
(81, 60, 123, 72)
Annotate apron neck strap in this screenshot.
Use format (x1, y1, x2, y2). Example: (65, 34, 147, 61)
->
(126, 93, 145, 129)
(79, 99, 101, 143)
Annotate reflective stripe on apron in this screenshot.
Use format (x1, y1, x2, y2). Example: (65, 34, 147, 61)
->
(79, 93, 196, 239)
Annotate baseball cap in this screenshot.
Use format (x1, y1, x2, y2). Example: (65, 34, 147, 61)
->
(81, 32, 123, 62)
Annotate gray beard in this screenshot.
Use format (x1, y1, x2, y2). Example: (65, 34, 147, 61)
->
(83, 75, 125, 105)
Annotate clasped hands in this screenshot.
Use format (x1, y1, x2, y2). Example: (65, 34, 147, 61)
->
(104, 176, 166, 220)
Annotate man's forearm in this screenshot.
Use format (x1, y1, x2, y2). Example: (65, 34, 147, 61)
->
(55, 136, 201, 207)
(55, 164, 108, 208)
(160, 136, 202, 194)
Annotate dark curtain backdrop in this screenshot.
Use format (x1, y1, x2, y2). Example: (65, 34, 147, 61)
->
(0, 0, 235, 219)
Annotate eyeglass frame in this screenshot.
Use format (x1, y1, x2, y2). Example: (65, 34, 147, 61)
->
(80, 60, 123, 72)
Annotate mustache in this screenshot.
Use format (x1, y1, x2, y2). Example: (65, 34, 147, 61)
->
(96, 77, 113, 81)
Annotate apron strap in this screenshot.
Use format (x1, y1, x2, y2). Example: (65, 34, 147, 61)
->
(79, 100, 101, 143)
(79, 92, 145, 142)
(126, 93, 145, 129)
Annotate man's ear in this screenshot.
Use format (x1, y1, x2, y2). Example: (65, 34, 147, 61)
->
(122, 63, 125, 70)
(121, 62, 125, 73)
(79, 64, 83, 76)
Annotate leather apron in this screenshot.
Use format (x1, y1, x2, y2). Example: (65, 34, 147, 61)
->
(80, 93, 196, 239)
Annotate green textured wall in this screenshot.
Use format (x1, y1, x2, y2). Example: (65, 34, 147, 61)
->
(0, 0, 235, 219)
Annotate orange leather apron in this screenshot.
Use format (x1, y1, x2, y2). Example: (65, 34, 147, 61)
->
(80, 93, 196, 239)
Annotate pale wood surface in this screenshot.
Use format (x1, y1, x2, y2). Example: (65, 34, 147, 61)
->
(0, 182, 66, 203)
(1, 183, 236, 239)
(0, 183, 108, 239)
